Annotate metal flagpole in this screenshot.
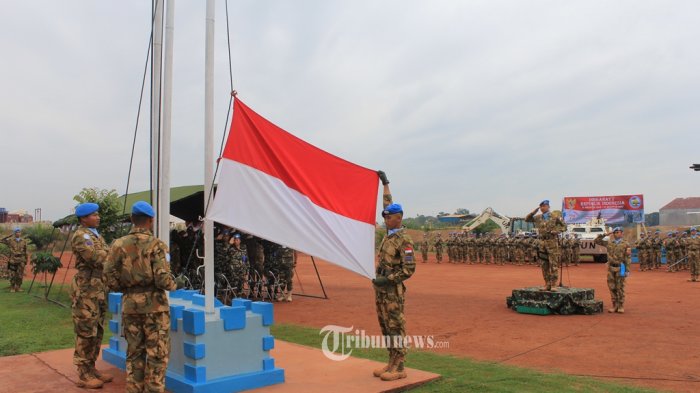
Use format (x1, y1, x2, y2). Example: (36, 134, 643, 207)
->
(151, 0, 164, 235)
(203, 0, 215, 313)
(160, 0, 174, 247)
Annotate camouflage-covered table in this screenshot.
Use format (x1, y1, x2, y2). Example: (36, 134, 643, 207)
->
(506, 286, 603, 315)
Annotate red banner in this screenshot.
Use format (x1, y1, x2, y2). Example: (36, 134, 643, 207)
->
(562, 195, 644, 224)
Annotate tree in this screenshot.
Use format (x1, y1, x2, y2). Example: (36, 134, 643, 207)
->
(73, 187, 125, 243)
(454, 208, 470, 215)
(23, 223, 56, 251)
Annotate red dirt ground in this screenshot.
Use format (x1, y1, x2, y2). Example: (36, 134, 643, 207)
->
(22, 251, 699, 392)
(277, 254, 700, 393)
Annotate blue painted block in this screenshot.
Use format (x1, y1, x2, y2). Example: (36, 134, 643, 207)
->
(184, 364, 206, 383)
(109, 319, 119, 334)
(170, 304, 185, 332)
(169, 289, 185, 299)
(183, 342, 206, 360)
(263, 358, 275, 371)
(251, 302, 274, 326)
(220, 306, 246, 331)
(108, 292, 122, 314)
(262, 335, 274, 351)
(214, 298, 224, 308)
(181, 290, 199, 301)
(192, 294, 206, 307)
(233, 298, 252, 310)
(109, 337, 120, 351)
(183, 308, 206, 336)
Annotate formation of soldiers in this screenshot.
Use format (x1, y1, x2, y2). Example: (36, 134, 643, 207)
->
(170, 224, 296, 303)
(416, 231, 582, 266)
(635, 229, 699, 275)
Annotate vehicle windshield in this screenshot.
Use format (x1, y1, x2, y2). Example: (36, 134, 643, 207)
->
(572, 228, 586, 233)
(590, 228, 605, 233)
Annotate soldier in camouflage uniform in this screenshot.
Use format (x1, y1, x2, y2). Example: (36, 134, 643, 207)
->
(525, 200, 567, 291)
(433, 234, 444, 264)
(635, 233, 648, 271)
(70, 203, 113, 389)
(572, 235, 581, 266)
(419, 235, 429, 263)
(372, 172, 415, 381)
(104, 201, 177, 393)
(594, 227, 631, 313)
(686, 227, 700, 282)
(227, 234, 249, 297)
(664, 232, 680, 272)
(1, 228, 27, 292)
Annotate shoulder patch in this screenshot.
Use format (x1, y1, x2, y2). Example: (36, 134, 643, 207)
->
(166, 253, 171, 262)
(83, 233, 91, 240)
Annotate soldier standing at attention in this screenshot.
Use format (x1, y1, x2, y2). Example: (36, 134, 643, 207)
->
(104, 201, 177, 392)
(420, 235, 429, 263)
(372, 171, 415, 381)
(1, 228, 27, 292)
(433, 233, 444, 264)
(525, 200, 567, 291)
(70, 203, 113, 388)
(594, 227, 631, 313)
(686, 227, 700, 282)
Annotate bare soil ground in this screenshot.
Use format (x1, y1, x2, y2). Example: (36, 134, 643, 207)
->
(278, 253, 700, 393)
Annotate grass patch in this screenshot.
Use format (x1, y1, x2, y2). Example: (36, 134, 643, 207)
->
(0, 279, 106, 356)
(271, 324, 660, 393)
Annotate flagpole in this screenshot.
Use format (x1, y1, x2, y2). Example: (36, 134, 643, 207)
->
(203, 0, 215, 314)
(150, 0, 163, 234)
(160, 0, 174, 247)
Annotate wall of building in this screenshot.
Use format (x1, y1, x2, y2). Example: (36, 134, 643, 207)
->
(659, 208, 700, 226)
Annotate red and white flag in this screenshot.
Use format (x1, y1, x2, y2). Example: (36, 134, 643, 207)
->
(208, 98, 379, 279)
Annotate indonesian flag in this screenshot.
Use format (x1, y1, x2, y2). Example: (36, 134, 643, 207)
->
(208, 98, 379, 279)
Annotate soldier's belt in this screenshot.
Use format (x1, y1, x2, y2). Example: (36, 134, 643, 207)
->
(77, 269, 103, 280)
(124, 285, 158, 294)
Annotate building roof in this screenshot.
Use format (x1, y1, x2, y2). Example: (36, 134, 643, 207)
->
(660, 197, 700, 210)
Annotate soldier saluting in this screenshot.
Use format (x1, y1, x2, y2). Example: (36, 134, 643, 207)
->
(1, 227, 27, 292)
(594, 227, 631, 313)
(525, 200, 567, 291)
(372, 170, 415, 381)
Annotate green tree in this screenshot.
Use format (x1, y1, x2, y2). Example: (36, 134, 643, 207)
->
(454, 208, 470, 215)
(73, 187, 125, 243)
(22, 224, 56, 251)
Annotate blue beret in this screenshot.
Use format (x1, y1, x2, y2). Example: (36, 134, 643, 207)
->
(132, 201, 155, 217)
(75, 202, 99, 218)
(691, 227, 697, 232)
(382, 203, 403, 217)
(612, 227, 623, 232)
(667, 231, 674, 236)
(234, 233, 241, 239)
(13, 227, 21, 232)
(539, 200, 550, 206)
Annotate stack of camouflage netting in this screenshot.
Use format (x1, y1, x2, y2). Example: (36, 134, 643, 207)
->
(506, 287, 603, 315)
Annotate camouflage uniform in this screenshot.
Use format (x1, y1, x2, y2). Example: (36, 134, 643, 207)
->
(686, 233, 700, 282)
(374, 193, 415, 374)
(104, 227, 177, 393)
(595, 234, 631, 312)
(572, 237, 581, 266)
(525, 212, 566, 290)
(228, 244, 249, 295)
(664, 235, 680, 272)
(419, 238, 429, 263)
(70, 226, 109, 382)
(433, 237, 443, 264)
(1, 234, 27, 290)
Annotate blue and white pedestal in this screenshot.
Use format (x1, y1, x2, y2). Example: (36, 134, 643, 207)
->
(103, 290, 285, 393)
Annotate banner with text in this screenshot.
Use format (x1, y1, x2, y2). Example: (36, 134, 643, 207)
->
(562, 195, 644, 224)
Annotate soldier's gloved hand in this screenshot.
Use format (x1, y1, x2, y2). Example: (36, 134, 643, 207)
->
(372, 276, 389, 287)
(377, 170, 390, 185)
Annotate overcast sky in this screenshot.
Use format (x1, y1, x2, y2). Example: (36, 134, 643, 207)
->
(1, 0, 698, 221)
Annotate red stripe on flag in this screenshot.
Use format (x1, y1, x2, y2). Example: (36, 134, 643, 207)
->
(222, 99, 379, 225)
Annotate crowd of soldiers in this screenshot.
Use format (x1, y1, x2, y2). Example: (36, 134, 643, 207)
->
(635, 229, 698, 273)
(416, 232, 582, 266)
(169, 223, 296, 302)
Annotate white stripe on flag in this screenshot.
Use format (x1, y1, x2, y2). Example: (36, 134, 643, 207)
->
(208, 159, 376, 279)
